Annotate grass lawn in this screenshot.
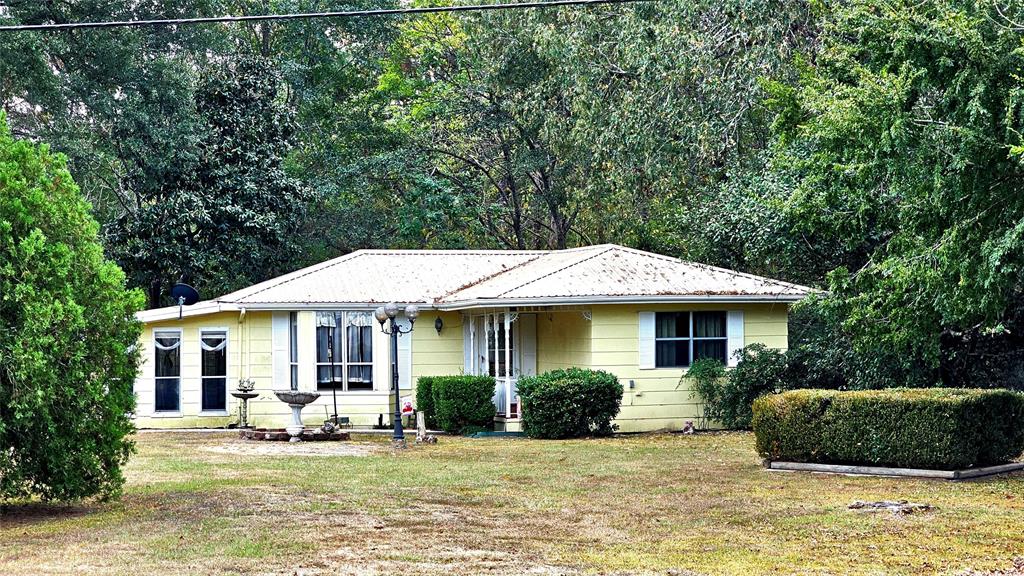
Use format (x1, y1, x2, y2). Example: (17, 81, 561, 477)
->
(1, 431, 1022, 575)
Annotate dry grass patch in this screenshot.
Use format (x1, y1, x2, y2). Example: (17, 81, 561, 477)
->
(1, 431, 1022, 575)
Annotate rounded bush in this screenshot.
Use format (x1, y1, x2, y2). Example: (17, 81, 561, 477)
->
(517, 368, 623, 439)
(753, 388, 1024, 470)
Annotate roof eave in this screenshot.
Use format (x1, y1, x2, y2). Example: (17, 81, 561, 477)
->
(135, 302, 241, 323)
(436, 294, 808, 310)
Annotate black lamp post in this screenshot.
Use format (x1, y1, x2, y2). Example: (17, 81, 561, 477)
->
(374, 302, 419, 443)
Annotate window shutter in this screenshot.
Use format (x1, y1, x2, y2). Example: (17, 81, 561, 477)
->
(396, 317, 413, 389)
(727, 310, 744, 367)
(463, 316, 472, 374)
(638, 311, 655, 369)
(272, 312, 290, 389)
(518, 314, 537, 376)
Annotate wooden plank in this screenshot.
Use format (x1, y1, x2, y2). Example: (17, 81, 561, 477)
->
(768, 461, 1024, 480)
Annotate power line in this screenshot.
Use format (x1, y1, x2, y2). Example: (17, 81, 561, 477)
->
(0, 0, 655, 32)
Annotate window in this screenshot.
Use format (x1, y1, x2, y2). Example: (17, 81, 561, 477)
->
(692, 312, 727, 363)
(654, 312, 727, 367)
(316, 311, 374, 391)
(486, 316, 513, 377)
(154, 329, 181, 412)
(289, 312, 298, 391)
(200, 330, 227, 411)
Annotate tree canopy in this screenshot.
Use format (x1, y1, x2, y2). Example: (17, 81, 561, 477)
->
(1, 0, 1022, 389)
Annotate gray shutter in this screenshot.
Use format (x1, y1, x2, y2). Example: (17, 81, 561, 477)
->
(463, 316, 472, 374)
(518, 314, 537, 376)
(271, 312, 289, 389)
(638, 311, 655, 369)
(727, 310, 745, 367)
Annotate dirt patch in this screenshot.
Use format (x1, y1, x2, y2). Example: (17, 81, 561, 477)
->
(201, 441, 378, 457)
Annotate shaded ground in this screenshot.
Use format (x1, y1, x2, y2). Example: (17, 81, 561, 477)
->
(1, 431, 1022, 575)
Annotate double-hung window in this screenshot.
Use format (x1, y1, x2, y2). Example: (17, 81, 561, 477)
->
(200, 330, 228, 412)
(315, 311, 374, 391)
(154, 329, 182, 412)
(654, 311, 728, 367)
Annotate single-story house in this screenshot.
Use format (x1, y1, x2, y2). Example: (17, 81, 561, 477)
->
(133, 244, 811, 432)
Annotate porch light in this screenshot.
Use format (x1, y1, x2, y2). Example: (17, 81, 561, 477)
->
(434, 316, 443, 335)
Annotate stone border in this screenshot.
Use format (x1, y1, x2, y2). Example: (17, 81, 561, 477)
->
(766, 460, 1024, 480)
(239, 428, 351, 442)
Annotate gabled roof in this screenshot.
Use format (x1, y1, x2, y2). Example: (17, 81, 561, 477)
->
(137, 244, 813, 322)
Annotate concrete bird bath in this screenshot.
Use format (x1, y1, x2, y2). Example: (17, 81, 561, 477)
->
(273, 390, 321, 442)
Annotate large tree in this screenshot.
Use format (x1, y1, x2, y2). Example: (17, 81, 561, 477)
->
(760, 0, 1024, 387)
(373, 0, 815, 250)
(0, 116, 143, 501)
(106, 56, 310, 307)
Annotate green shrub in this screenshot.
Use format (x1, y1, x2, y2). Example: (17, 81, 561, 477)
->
(517, 368, 623, 439)
(0, 117, 144, 501)
(415, 376, 437, 429)
(685, 358, 727, 429)
(429, 375, 496, 434)
(711, 344, 792, 429)
(753, 388, 1024, 470)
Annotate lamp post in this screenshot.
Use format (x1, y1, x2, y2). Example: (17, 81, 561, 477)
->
(375, 302, 419, 444)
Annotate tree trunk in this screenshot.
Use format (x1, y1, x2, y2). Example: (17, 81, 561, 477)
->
(148, 278, 162, 310)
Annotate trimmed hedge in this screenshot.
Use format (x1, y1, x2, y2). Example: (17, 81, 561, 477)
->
(417, 375, 496, 434)
(753, 388, 1024, 470)
(415, 376, 438, 429)
(517, 368, 623, 439)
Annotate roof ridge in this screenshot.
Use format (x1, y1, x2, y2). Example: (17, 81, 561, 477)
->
(485, 245, 616, 299)
(356, 248, 547, 255)
(434, 253, 546, 302)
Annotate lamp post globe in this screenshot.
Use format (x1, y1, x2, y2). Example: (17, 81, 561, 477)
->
(405, 304, 420, 322)
(374, 306, 388, 325)
(384, 302, 399, 319)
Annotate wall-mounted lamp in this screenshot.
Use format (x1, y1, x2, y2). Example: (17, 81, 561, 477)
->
(434, 316, 444, 335)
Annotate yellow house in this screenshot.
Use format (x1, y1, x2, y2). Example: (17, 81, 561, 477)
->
(133, 244, 811, 433)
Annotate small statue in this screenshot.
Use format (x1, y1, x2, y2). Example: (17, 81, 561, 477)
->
(682, 420, 695, 435)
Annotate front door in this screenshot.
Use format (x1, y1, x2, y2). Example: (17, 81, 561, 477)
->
(466, 312, 536, 417)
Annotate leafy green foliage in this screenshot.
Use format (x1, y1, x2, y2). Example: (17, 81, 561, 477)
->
(760, 0, 1024, 387)
(428, 375, 496, 434)
(517, 368, 623, 439)
(375, 0, 815, 250)
(753, 388, 1024, 470)
(720, 345, 794, 430)
(0, 116, 144, 501)
(106, 56, 310, 306)
(683, 358, 727, 429)
(414, 376, 437, 429)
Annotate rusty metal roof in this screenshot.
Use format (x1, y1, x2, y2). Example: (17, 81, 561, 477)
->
(138, 244, 812, 321)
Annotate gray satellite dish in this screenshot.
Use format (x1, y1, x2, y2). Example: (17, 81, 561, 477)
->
(170, 283, 200, 319)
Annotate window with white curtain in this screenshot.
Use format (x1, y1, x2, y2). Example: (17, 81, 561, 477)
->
(154, 329, 181, 412)
(654, 311, 728, 367)
(315, 311, 373, 391)
(200, 330, 227, 411)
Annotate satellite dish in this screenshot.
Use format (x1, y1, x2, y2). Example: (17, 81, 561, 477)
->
(170, 283, 200, 319)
